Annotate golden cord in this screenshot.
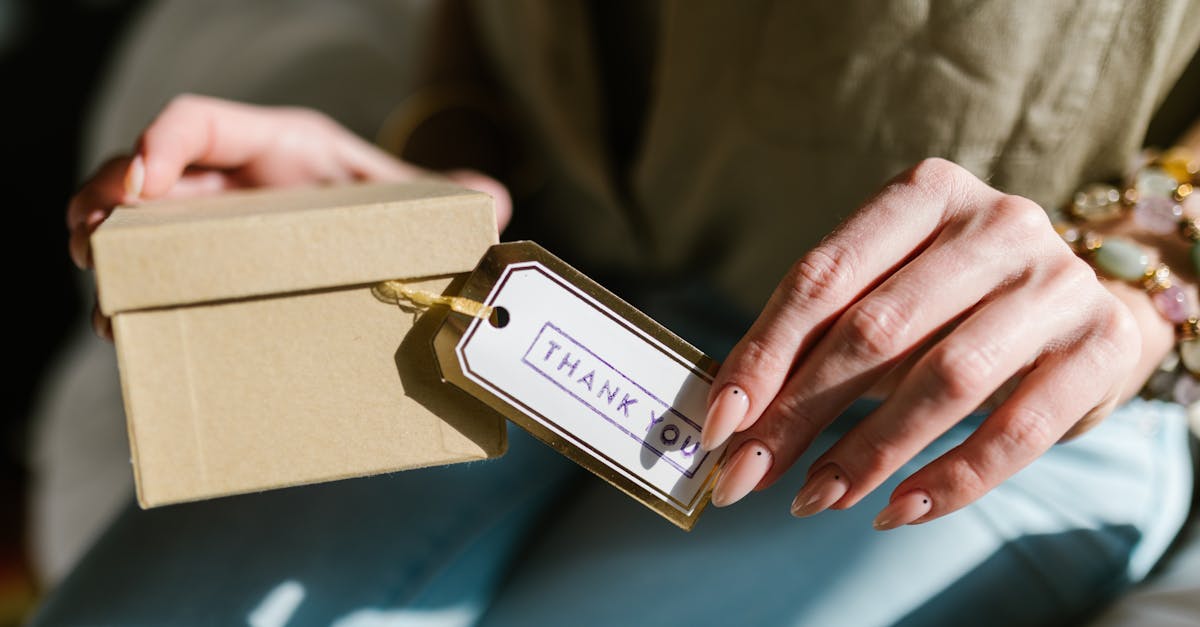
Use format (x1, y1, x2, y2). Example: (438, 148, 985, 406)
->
(372, 280, 493, 321)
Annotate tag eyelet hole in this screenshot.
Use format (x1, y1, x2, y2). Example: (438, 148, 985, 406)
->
(489, 306, 510, 329)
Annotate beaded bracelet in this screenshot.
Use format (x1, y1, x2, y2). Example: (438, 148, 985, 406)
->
(1066, 147, 1199, 272)
(1055, 148, 1199, 405)
(1145, 318, 1200, 405)
(1055, 228, 1197, 325)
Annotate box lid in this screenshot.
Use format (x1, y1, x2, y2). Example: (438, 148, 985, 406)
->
(92, 181, 497, 315)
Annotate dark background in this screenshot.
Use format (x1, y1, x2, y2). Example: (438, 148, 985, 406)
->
(1, 0, 142, 622)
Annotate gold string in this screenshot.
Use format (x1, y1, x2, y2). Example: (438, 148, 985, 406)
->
(372, 280, 493, 320)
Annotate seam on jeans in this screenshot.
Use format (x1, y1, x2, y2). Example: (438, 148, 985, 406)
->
(970, 496, 1073, 609)
(965, 461, 1107, 614)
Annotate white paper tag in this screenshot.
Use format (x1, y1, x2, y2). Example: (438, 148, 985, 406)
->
(434, 243, 724, 529)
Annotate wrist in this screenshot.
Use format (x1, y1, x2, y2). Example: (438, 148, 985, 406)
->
(1102, 279, 1179, 402)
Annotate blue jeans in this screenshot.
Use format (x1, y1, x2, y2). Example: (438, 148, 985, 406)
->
(29, 400, 1192, 627)
(30, 283, 1194, 626)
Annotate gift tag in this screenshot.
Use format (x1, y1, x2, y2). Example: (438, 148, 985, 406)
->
(433, 242, 725, 530)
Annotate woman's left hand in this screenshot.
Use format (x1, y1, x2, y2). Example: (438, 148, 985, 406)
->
(701, 158, 1151, 529)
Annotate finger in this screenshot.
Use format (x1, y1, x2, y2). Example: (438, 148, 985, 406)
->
(790, 257, 1093, 516)
(874, 310, 1136, 529)
(68, 157, 135, 268)
(703, 159, 991, 451)
(738, 209, 1058, 488)
(168, 168, 238, 198)
(69, 227, 92, 270)
(446, 169, 513, 231)
(66, 156, 131, 231)
(91, 295, 113, 341)
(135, 94, 299, 197)
(332, 131, 426, 182)
(141, 95, 424, 195)
(68, 160, 231, 268)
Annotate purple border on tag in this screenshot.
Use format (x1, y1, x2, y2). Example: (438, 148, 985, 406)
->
(520, 321, 709, 478)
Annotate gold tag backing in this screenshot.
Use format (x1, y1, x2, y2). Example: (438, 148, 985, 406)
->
(432, 241, 725, 530)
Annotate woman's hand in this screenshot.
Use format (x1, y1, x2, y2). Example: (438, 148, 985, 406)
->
(67, 94, 511, 339)
(701, 158, 1162, 530)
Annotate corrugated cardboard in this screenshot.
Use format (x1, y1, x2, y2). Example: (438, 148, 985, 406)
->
(91, 181, 506, 507)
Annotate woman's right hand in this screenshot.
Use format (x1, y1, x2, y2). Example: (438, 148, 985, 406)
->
(67, 94, 511, 339)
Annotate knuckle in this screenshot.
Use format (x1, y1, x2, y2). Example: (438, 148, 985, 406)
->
(1036, 255, 1095, 305)
(146, 95, 206, 143)
(989, 194, 1048, 234)
(940, 453, 990, 501)
(1104, 302, 1140, 347)
(770, 394, 822, 436)
(924, 343, 996, 402)
(734, 337, 794, 380)
(995, 405, 1057, 455)
(786, 244, 857, 306)
(840, 298, 908, 358)
(894, 158, 982, 214)
(163, 92, 204, 116)
(848, 428, 899, 477)
(1089, 296, 1141, 361)
(1054, 254, 1098, 289)
(905, 157, 964, 188)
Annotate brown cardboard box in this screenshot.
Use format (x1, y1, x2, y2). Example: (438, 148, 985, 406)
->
(91, 181, 506, 507)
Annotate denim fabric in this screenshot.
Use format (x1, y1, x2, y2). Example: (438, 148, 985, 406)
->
(29, 399, 1191, 627)
(479, 398, 1191, 627)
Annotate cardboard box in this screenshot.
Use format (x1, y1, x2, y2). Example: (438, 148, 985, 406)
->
(92, 181, 506, 507)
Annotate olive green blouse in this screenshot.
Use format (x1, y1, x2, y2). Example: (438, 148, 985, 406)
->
(469, 0, 1200, 314)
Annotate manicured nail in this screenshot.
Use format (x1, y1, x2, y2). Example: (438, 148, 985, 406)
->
(701, 385, 750, 451)
(790, 464, 850, 517)
(873, 490, 932, 531)
(710, 440, 772, 507)
(124, 155, 144, 201)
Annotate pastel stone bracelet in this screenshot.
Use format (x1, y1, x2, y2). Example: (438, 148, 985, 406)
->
(1055, 148, 1199, 405)
(1066, 147, 1199, 273)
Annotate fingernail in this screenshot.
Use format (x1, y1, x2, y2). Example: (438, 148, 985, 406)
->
(124, 155, 144, 201)
(701, 385, 750, 451)
(85, 209, 106, 231)
(873, 490, 932, 531)
(710, 440, 772, 507)
(790, 464, 850, 517)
